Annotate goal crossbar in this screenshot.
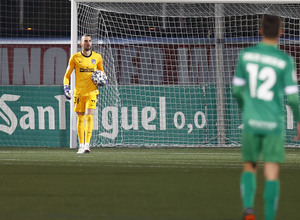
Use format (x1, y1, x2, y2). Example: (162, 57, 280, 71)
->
(74, 0, 298, 3)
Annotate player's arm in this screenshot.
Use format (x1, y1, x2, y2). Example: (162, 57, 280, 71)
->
(287, 93, 300, 140)
(232, 78, 246, 109)
(63, 56, 75, 100)
(284, 58, 300, 140)
(287, 93, 300, 121)
(232, 53, 246, 109)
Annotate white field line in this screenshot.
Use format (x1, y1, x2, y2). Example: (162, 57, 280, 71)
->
(0, 159, 18, 160)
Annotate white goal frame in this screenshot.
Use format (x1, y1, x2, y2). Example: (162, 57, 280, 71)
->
(70, 0, 298, 148)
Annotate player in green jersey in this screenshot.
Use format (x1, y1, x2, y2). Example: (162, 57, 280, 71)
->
(233, 15, 300, 220)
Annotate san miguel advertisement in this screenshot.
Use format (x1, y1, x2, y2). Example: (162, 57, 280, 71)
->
(0, 85, 215, 147)
(0, 85, 298, 147)
(0, 43, 299, 147)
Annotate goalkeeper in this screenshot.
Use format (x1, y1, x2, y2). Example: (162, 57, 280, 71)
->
(232, 15, 300, 220)
(63, 34, 106, 154)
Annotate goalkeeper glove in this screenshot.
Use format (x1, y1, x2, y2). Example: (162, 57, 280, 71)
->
(64, 85, 71, 100)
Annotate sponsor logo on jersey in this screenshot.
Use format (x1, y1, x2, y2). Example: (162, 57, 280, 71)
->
(243, 52, 286, 69)
(248, 119, 277, 130)
(80, 68, 94, 72)
(92, 59, 96, 64)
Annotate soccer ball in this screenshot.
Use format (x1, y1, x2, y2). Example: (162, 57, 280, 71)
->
(91, 70, 107, 86)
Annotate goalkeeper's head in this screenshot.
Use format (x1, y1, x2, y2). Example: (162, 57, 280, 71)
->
(80, 34, 92, 52)
(261, 14, 283, 40)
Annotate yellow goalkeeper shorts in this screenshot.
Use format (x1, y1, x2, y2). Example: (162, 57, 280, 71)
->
(73, 95, 97, 113)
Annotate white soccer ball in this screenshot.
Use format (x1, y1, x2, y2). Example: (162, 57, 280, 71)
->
(91, 70, 107, 86)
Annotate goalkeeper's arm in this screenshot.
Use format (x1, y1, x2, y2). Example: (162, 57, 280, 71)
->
(64, 85, 71, 100)
(63, 66, 73, 100)
(63, 56, 75, 100)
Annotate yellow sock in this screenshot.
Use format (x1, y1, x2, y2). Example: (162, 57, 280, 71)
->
(77, 115, 85, 144)
(85, 114, 93, 144)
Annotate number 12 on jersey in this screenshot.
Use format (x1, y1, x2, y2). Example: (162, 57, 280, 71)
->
(246, 63, 277, 101)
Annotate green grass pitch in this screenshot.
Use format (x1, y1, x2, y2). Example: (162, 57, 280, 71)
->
(0, 147, 300, 220)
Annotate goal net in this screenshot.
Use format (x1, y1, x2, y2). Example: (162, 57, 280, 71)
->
(73, 1, 300, 147)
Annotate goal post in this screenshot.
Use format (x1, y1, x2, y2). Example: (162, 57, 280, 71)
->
(70, 0, 300, 148)
(70, 0, 78, 148)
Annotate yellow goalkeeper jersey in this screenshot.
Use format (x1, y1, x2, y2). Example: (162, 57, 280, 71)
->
(63, 51, 105, 97)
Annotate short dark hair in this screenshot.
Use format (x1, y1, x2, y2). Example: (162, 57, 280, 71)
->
(262, 14, 282, 39)
(81, 34, 92, 42)
(82, 34, 91, 38)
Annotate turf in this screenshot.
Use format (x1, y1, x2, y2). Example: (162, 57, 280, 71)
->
(0, 147, 299, 220)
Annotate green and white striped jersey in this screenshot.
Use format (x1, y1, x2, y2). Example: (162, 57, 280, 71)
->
(233, 42, 298, 134)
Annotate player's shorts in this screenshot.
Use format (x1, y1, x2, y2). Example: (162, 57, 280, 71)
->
(73, 94, 97, 112)
(241, 130, 285, 163)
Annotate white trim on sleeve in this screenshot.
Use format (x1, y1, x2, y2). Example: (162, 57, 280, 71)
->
(232, 76, 246, 87)
(285, 85, 298, 95)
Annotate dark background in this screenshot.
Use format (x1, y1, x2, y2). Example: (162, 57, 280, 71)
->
(2, 1, 299, 39)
